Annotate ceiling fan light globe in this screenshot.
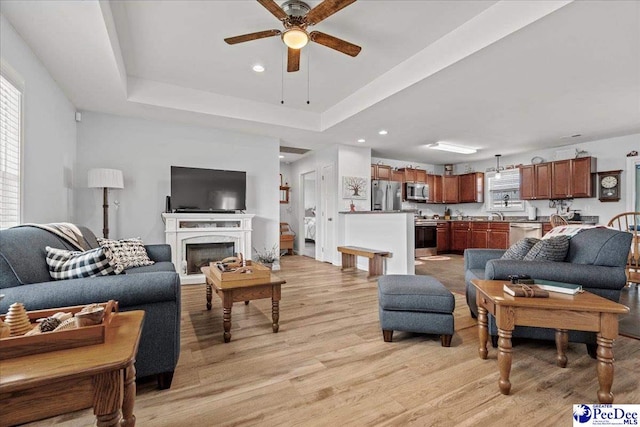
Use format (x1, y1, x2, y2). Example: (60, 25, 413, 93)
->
(282, 28, 309, 49)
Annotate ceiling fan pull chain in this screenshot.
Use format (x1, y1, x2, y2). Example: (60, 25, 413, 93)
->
(307, 46, 310, 105)
(281, 46, 285, 105)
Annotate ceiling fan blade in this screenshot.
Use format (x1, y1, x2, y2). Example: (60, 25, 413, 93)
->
(310, 31, 361, 57)
(224, 29, 281, 45)
(306, 0, 356, 25)
(257, 0, 289, 21)
(287, 48, 300, 72)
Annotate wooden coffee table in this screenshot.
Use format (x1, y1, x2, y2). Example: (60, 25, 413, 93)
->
(471, 279, 629, 403)
(0, 310, 144, 426)
(202, 266, 285, 343)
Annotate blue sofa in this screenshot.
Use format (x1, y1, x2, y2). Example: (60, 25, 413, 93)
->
(464, 227, 631, 355)
(0, 225, 181, 389)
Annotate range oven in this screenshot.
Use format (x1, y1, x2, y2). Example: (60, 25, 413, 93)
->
(415, 219, 437, 257)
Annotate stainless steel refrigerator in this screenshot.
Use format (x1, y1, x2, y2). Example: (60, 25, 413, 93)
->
(371, 180, 402, 211)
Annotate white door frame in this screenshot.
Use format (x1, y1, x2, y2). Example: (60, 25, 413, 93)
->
(320, 163, 336, 264)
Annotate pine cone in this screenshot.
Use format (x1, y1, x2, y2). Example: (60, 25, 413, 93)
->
(39, 317, 61, 332)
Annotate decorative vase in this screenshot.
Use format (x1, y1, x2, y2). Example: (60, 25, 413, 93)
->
(5, 302, 32, 336)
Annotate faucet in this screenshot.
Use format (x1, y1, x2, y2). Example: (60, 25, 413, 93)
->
(489, 212, 504, 221)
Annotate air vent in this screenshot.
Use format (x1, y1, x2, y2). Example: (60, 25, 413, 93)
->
(280, 146, 310, 155)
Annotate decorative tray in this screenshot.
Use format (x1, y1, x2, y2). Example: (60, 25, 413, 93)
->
(0, 300, 118, 360)
(208, 260, 271, 288)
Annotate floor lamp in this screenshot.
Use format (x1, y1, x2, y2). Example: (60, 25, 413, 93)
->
(88, 168, 124, 239)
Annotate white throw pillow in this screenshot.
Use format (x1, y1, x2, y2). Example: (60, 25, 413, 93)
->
(97, 238, 155, 270)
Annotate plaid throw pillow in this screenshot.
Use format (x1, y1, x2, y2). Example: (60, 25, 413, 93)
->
(523, 236, 570, 262)
(45, 246, 121, 280)
(501, 237, 540, 260)
(97, 238, 155, 270)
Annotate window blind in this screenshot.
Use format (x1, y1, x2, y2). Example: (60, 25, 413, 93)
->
(0, 74, 22, 229)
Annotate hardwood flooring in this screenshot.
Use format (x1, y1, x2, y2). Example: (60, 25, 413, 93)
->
(25, 256, 639, 427)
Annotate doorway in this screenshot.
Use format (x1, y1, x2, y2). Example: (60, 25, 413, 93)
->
(301, 171, 316, 258)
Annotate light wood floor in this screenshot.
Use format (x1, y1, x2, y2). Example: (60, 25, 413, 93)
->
(27, 256, 640, 427)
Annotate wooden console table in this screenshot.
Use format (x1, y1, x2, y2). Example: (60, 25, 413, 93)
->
(202, 266, 285, 343)
(471, 279, 629, 403)
(0, 310, 144, 426)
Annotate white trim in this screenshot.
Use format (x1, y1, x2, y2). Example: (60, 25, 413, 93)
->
(626, 156, 640, 212)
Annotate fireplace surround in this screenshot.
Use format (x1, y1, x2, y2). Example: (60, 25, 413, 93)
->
(163, 213, 255, 285)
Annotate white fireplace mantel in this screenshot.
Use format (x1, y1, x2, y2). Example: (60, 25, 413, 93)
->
(162, 212, 255, 285)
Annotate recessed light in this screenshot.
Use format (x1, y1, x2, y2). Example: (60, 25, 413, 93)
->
(279, 155, 285, 159)
(252, 64, 265, 73)
(378, 130, 388, 135)
(357, 138, 365, 143)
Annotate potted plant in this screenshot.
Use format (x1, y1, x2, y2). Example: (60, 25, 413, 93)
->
(253, 244, 279, 269)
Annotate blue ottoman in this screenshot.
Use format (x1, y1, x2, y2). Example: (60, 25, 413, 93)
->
(378, 275, 455, 347)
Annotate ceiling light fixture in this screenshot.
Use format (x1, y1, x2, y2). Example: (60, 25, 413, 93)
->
(357, 138, 365, 143)
(282, 27, 309, 49)
(494, 154, 502, 179)
(252, 64, 265, 73)
(279, 155, 285, 159)
(426, 142, 477, 154)
(378, 130, 388, 135)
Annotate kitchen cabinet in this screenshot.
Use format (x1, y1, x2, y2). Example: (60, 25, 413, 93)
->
(442, 175, 459, 203)
(427, 174, 443, 203)
(520, 163, 552, 200)
(437, 222, 450, 253)
(415, 169, 427, 183)
(399, 167, 417, 183)
(459, 172, 484, 203)
(450, 221, 470, 252)
(371, 164, 392, 180)
(551, 157, 596, 199)
(391, 170, 404, 182)
(487, 222, 510, 249)
(470, 222, 489, 248)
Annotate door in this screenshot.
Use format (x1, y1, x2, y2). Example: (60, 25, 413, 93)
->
(321, 163, 336, 264)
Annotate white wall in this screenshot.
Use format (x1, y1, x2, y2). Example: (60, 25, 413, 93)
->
(75, 112, 280, 254)
(339, 145, 371, 212)
(279, 162, 294, 226)
(1, 14, 77, 223)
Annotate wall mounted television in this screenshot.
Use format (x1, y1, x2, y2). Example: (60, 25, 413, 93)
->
(171, 166, 246, 212)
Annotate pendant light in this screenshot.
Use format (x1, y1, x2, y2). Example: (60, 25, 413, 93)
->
(495, 154, 502, 179)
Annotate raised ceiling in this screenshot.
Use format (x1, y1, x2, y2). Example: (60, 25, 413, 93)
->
(1, 0, 639, 164)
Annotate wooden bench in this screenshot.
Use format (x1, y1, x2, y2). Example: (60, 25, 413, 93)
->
(337, 246, 391, 278)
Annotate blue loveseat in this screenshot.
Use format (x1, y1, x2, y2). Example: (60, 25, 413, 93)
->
(0, 225, 181, 389)
(464, 227, 631, 354)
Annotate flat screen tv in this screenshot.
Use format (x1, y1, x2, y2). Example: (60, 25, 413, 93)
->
(171, 166, 246, 212)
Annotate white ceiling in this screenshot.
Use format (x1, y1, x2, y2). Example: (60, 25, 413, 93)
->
(1, 0, 639, 164)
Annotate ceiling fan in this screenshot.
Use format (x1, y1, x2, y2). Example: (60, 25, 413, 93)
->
(224, 0, 361, 72)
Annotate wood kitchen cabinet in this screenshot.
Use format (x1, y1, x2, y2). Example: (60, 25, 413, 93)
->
(437, 222, 450, 253)
(470, 222, 489, 248)
(442, 175, 459, 203)
(371, 164, 392, 180)
(415, 169, 427, 183)
(459, 172, 484, 203)
(427, 174, 443, 203)
(399, 167, 417, 183)
(487, 222, 510, 249)
(551, 157, 596, 199)
(450, 221, 470, 252)
(520, 163, 552, 200)
(391, 169, 404, 182)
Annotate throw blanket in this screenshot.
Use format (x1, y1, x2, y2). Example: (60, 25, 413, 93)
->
(542, 224, 603, 240)
(15, 223, 88, 251)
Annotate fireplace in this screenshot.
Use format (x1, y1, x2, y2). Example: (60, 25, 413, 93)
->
(186, 242, 234, 275)
(163, 213, 255, 285)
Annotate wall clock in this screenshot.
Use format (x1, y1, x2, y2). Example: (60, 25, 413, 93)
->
(597, 170, 622, 202)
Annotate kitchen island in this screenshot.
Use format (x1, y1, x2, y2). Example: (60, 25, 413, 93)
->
(338, 211, 414, 275)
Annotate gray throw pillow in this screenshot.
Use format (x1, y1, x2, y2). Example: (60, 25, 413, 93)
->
(501, 237, 540, 260)
(523, 236, 570, 262)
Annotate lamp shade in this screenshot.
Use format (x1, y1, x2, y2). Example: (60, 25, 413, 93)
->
(88, 168, 124, 189)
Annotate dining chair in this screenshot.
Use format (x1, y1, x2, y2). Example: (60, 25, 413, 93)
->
(549, 214, 569, 228)
(607, 212, 640, 286)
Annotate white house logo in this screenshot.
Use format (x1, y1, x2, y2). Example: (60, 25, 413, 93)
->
(573, 404, 639, 426)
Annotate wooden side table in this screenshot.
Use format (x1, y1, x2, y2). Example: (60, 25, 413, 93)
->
(0, 311, 144, 426)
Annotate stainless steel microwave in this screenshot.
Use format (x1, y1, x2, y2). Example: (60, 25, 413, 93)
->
(405, 182, 429, 201)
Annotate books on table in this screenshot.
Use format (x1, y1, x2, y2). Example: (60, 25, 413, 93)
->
(534, 279, 583, 295)
(503, 284, 549, 298)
